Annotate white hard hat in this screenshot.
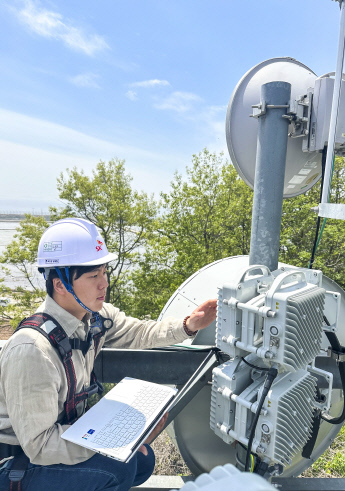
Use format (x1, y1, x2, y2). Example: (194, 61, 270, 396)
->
(37, 218, 117, 268)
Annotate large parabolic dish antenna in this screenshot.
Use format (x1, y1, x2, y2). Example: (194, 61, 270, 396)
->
(226, 57, 322, 198)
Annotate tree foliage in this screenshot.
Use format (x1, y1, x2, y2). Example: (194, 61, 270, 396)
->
(0, 159, 157, 325)
(126, 153, 345, 319)
(279, 156, 345, 288)
(125, 149, 253, 319)
(2, 152, 345, 327)
(0, 215, 48, 326)
(50, 158, 157, 307)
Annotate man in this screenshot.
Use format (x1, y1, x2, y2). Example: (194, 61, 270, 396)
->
(0, 218, 217, 491)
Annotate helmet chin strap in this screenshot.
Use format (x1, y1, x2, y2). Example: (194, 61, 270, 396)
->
(55, 267, 100, 319)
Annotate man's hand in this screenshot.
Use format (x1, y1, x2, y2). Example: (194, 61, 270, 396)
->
(138, 412, 168, 456)
(186, 298, 217, 334)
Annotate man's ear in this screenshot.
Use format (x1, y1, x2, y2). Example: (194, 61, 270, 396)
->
(52, 277, 67, 296)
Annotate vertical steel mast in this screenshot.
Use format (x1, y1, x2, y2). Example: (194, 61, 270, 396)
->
(249, 81, 291, 271)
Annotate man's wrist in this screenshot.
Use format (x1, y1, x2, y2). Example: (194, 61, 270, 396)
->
(183, 316, 197, 337)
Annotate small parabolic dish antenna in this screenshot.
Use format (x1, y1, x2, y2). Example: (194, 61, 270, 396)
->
(226, 57, 322, 198)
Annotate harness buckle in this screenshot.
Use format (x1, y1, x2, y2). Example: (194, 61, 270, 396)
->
(56, 336, 72, 359)
(85, 379, 104, 398)
(9, 470, 25, 482)
(85, 384, 99, 398)
(96, 379, 104, 395)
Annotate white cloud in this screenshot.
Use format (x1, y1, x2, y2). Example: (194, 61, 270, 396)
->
(0, 108, 186, 201)
(130, 79, 170, 89)
(190, 104, 227, 153)
(15, 0, 109, 56)
(70, 73, 100, 89)
(125, 90, 138, 101)
(154, 91, 203, 113)
(152, 86, 226, 151)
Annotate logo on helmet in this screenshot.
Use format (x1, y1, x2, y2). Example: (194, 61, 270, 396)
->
(43, 241, 62, 252)
(96, 239, 103, 252)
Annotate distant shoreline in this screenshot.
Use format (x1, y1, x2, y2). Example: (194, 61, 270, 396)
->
(0, 214, 50, 221)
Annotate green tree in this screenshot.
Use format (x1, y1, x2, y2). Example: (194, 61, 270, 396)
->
(128, 152, 345, 319)
(0, 215, 48, 326)
(0, 159, 157, 325)
(280, 156, 345, 288)
(126, 149, 254, 319)
(49, 158, 157, 308)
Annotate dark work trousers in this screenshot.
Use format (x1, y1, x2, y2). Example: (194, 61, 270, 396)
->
(0, 444, 155, 491)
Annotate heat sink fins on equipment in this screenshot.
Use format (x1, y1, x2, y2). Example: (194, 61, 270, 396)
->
(210, 375, 217, 432)
(273, 374, 317, 465)
(283, 287, 324, 371)
(215, 292, 224, 349)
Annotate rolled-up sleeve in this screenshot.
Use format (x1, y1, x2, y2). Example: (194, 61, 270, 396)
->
(0, 342, 95, 465)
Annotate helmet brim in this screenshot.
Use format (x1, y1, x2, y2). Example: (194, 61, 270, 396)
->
(36, 252, 117, 268)
(77, 252, 118, 266)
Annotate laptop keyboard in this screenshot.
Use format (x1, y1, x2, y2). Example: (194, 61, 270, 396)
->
(92, 384, 170, 449)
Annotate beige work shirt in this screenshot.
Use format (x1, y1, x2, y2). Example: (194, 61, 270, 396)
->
(0, 296, 188, 465)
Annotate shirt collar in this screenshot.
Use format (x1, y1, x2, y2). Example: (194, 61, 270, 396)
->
(36, 295, 91, 338)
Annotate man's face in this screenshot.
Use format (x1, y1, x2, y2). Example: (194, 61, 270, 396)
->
(71, 264, 109, 314)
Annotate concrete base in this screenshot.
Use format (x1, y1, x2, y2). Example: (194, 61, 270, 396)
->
(131, 475, 194, 491)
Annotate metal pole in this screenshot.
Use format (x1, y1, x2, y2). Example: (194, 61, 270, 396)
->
(321, 0, 345, 204)
(249, 81, 291, 271)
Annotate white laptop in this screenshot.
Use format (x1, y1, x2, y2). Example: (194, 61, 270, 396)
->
(61, 377, 177, 463)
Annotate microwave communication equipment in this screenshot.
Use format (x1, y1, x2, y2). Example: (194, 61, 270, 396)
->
(160, 256, 345, 478)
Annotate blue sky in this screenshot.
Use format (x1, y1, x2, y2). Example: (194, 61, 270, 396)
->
(0, 0, 341, 212)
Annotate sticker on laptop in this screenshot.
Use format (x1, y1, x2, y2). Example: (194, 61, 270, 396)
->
(82, 429, 95, 440)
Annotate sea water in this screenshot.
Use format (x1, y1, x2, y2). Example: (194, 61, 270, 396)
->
(0, 221, 44, 290)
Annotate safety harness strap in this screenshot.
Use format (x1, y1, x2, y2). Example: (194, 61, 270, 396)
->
(14, 313, 106, 424)
(69, 338, 92, 355)
(4, 312, 111, 490)
(8, 451, 29, 491)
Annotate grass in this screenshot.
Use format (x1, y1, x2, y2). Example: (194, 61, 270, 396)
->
(152, 425, 345, 479)
(151, 432, 192, 476)
(302, 425, 345, 478)
(153, 426, 345, 479)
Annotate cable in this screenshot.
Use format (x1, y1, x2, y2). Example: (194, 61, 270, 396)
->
(151, 346, 220, 353)
(244, 366, 278, 472)
(237, 441, 247, 451)
(315, 217, 327, 252)
(308, 148, 336, 269)
(308, 147, 327, 269)
(321, 315, 345, 425)
(241, 357, 269, 372)
(302, 374, 327, 459)
(237, 442, 255, 472)
(250, 454, 255, 472)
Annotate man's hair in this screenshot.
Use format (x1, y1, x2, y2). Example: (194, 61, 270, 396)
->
(40, 265, 105, 297)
